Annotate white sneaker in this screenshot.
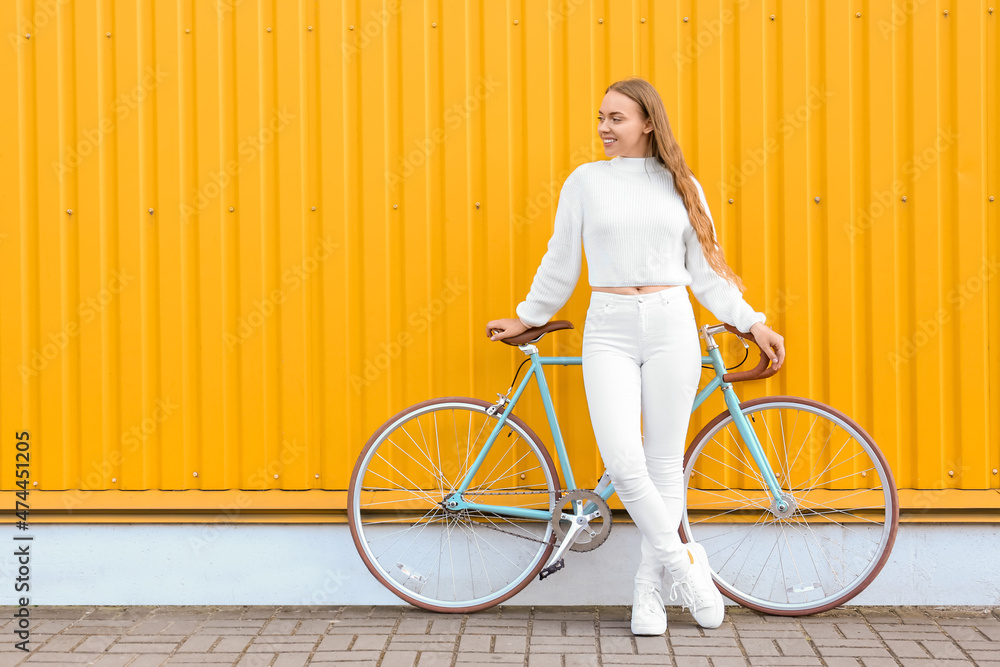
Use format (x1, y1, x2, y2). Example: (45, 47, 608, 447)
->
(668, 542, 725, 629)
(630, 583, 667, 635)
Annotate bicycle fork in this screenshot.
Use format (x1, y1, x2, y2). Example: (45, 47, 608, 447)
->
(719, 384, 795, 517)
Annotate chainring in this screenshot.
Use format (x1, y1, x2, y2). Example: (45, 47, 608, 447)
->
(550, 489, 612, 552)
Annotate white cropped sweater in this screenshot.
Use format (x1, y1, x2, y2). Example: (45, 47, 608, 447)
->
(515, 156, 767, 334)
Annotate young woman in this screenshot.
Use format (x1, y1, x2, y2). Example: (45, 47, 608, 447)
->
(485, 77, 786, 634)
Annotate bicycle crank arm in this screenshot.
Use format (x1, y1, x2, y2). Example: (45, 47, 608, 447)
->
(541, 518, 586, 575)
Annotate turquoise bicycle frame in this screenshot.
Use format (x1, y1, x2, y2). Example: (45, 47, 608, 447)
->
(447, 342, 790, 519)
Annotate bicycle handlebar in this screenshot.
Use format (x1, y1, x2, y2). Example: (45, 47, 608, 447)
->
(719, 323, 781, 383)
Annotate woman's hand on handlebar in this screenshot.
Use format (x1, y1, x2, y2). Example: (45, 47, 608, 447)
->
(749, 321, 785, 371)
(485, 317, 530, 342)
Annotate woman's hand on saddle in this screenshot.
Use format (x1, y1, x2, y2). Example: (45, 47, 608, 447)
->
(485, 317, 530, 342)
(749, 322, 785, 371)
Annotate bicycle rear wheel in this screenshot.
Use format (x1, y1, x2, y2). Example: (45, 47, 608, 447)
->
(680, 396, 898, 615)
(348, 397, 561, 613)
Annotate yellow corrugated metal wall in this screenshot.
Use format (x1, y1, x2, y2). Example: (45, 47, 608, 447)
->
(1, 0, 997, 519)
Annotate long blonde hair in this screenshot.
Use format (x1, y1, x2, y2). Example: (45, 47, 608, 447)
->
(606, 77, 747, 293)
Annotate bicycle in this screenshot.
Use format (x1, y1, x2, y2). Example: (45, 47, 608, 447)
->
(348, 317, 899, 616)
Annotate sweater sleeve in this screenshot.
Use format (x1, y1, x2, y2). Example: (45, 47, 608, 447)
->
(684, 178, 767, 334)
(515, 169, 585, 327)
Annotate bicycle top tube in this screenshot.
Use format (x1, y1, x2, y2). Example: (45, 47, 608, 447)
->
(508, 325, 790, 510)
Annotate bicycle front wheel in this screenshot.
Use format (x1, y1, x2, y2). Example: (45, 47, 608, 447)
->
(348, 397, 561, 613)
(680, 396, 898, 615)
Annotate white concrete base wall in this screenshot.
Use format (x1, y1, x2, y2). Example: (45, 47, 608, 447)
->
(4, 523, 998, 606)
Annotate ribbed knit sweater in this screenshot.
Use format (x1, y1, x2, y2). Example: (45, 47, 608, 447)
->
(515, 156, 767, 334)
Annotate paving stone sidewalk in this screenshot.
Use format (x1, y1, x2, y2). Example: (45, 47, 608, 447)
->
(0, 605, 997, 667)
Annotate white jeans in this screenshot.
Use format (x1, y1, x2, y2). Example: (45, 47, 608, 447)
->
(581, 286, 702, 589)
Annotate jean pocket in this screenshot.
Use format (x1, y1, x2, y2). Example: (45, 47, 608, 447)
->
(585, 301, 614, 330)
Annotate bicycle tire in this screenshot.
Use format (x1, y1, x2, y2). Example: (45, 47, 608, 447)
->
(679, 396, 899, 615)
(348, 397, 561, 613)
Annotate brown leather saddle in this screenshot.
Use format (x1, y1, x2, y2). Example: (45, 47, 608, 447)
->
(490, 320, 575, 346)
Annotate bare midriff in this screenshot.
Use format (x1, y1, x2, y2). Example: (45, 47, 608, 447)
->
(591, 285, 680, 295)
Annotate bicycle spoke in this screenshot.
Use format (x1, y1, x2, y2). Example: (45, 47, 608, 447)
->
(689, 470, 765, 508)
(466, 438, 529, 500)
(785, 411, 833, 480)
(375, 505, 448, 562)
(797, 459, 876, 495)
(779, 409, 799, 491)
(398, 423, 451, 492)
(716, 508, 772, 576)
(797, 507, 885, 527)
(719, 425, 769, 489)
(690, 499, 772, 525)
(787, 510, 880, 562)
(746, 521, 781, 599)
(697, 447, 768, 489)
(794, 434, 857, 491)
(364, 466, 440, 507)
(384, 434, 451, 491)
(781, 515, 854, 588)
(756, 409, 788, 487)
(793, 507, 884, 546)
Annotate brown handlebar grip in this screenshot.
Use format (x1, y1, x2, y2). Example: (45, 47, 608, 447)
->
(720, 323, 781, 383)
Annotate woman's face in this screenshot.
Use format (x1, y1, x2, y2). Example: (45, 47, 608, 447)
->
(598, 90, 653, 158)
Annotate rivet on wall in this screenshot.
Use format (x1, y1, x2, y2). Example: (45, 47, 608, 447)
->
(315, 474, 320, 479)
(66, 209, 73, 215)
(856, 12, 862, 18)
(475, 202, 481, 209)
(148, 208, 155, 215)
(431, 22, 437, 27)
(111, 477, 117, 482)
(948, 470, 954, 476)
(814, 196, 820, 203)
(349, 25, 354, 30)
(990, 7, 995, 14)
(943, 9, 949, 16)
(682, 17, 688, 22)
(728, 199, 734, 204)
(308, 26, 313, 31)
(25, 33, 31, 39)
(229, 207, 235, 212)
(599, 18, 604, 24)
(640, 18, 646, 23)
(274, 474, 279, 479)
(989, 196, 995, 202)
(106, 32, 111, 38)
(513, 19, 518, 25)
(311, 206, 317, 211)
(993, 468, 998, 474)
(185, 28, 190, 33)
(267, 27, 272, 32)
(770, 14, 776, 20)
(901, 196, 907, 202)
(393, 204, 399, 209)
(193, 471, 198, 477)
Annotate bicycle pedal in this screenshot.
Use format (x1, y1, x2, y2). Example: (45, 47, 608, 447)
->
(538, 558, 565, 580)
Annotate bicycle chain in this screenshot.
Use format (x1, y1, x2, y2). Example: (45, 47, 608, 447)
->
(452, 488, 582, 547)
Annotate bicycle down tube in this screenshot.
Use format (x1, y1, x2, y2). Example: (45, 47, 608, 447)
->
(448, 347, 582, 520)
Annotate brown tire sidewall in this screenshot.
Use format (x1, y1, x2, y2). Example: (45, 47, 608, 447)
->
(679, 395, 899, 616)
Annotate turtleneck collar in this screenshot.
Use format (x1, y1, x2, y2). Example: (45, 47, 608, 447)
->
(609, 156, 668, 173)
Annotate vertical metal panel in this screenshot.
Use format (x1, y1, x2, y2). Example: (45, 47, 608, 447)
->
(0, 1, 996, 508)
